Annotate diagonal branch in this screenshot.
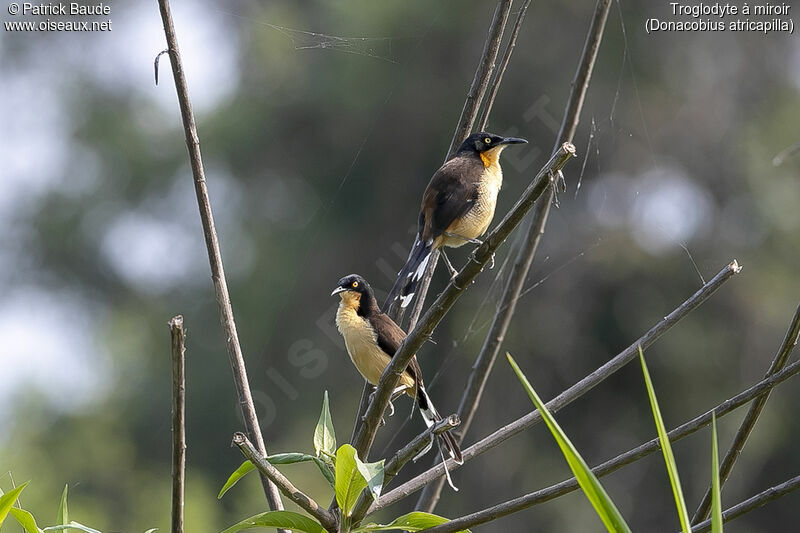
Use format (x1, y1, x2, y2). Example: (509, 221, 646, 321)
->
(416, 0, 613, 512)
(415, 356, 800, 532)
(353, 143, 576, 462)
(689, 475, 800, 533)
(155, 0, 285, 516)
(232, 433, 338, 532)
(370, 260, 741, 513)
(691, 302, 800, 524)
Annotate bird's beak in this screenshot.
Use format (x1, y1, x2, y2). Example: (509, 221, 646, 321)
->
(500, 136, 528, 145)
(331, 286, 347, 296)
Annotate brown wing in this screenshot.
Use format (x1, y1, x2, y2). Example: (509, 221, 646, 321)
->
(371, 312, 423, 385)
(420, 155, 485, 242)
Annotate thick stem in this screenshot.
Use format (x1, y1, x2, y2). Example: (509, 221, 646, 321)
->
(155, 0, 285, 515)
(691, 303, 800, 524)
(169, 315, 186, 533)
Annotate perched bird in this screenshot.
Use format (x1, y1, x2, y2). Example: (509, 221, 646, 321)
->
(386, 131, 527, 309)
(332, 274, 463, 465)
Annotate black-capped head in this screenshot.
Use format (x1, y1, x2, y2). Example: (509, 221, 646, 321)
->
(331, 274, 379, 315)
(457, 132, 528, 155)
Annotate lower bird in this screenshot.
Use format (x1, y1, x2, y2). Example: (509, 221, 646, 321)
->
(332, 274, 463, 467)
(386, 131, 528, 310)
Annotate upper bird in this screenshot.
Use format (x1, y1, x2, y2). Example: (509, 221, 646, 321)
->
(332, 274, 463, 466)
(386, 131, 527, 310)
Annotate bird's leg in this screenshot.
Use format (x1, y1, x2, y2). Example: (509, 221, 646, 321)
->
(367, 385, 410, 419)
(443, 232, 483, 246)
(440, 251, 458, 278)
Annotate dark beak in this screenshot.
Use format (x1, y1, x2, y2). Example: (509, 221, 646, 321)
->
(331, 286, 347, 296)
(500, 136, 528, 145)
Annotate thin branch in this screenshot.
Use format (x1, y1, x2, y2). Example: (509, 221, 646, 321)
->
(155, 0, 285, 515)
(350, 416, 461, 525)
(353, 144, 576, 462)
(371, 260, 741, 513)
(446, 0, 515, 159)
(416, 0, 612, 511)
(690, 475, 800, 533)
(169, 315, 186, 533)
(477, 0, 533, 131)
(232, 433, 338, 532)
(415, 356, 800, 533)
(691, 302, 800, 524)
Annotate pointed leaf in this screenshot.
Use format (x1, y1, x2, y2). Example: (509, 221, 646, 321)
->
(314, 391, 337, 457)
(44, 522, 102, 533)
(0, 481, 29, 525)
(354, 455, 384, 503)
(711, 413, 723, 533)
(335, 444, 368, 517)
(218, 461, 256, 499)
(221, 511, 325, 533)
(639, 348, 691, 533)
(10, 507, 44, 533)
(312, 457, 336, 488)
(57, 485, 69, 532)
(508, 354, 631, 533)
(352, 511, 471, 532)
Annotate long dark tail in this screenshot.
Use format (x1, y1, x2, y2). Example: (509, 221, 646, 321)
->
(416, 384, 463, 465)
(385, 235, 433, 310)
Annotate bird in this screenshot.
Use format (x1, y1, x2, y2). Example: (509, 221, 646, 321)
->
(385, 131, 528, 310)
(332, 274, 463, 465)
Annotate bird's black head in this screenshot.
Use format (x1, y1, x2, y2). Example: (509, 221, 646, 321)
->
(457, 132, 528, 155)
(331, 274, 372, 297)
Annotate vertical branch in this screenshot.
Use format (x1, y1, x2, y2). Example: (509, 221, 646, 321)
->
(155, 0, 286, 518)
(691, 303, 800, 524)
(415, 0, 613, 512)
(169, 315, 186, 533)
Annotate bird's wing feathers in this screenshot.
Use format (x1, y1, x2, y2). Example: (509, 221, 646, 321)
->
(421, 156, 484, 241)
(372, 312, 422, 384)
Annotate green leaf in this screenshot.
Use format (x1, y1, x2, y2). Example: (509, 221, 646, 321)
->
(44, 522, 103, 533)
(218, 461, 256, 499)
(10, 507, 44, 533)
(335, 444, 368, 517)
(57, 485, 69, 532)
(143, 529, 159, 533)
(312, 457, 336, 488)
(353, 511, 471, 532)
(0, 480, 29, 525)
(711, 413, 723, 533)
(314, 391, 337, 457)
(507, 354, 631, 533)
(354, 454, 384, 503)
(221, 511, 325, 533)
(639, 347, 691, 533)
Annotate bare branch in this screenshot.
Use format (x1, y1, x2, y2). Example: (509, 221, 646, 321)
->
(415, 356, 800, 533)
(446, 0, 515, 159)
(155, 0, 285, 515)
(353, 144, 576, 462)
(477, 0, 533, 131)
(416, 0, 613, 511)
(232, 433, 338, 532)
(372, 260, 741, 512)
(690, 475, 800, 533)
(169, 315, 186, 533)
(691, 302, 800, 523)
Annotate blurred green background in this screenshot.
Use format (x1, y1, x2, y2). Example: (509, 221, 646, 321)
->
(2, 1, 799, 531)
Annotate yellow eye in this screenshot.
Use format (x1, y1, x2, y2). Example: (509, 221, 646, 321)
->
(484, 137, 491, 144)
(352, 281, 359, 288)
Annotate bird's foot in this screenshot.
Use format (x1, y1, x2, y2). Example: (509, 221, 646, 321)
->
(441, 251, 458, 278)
(488, 252, 495, 269)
